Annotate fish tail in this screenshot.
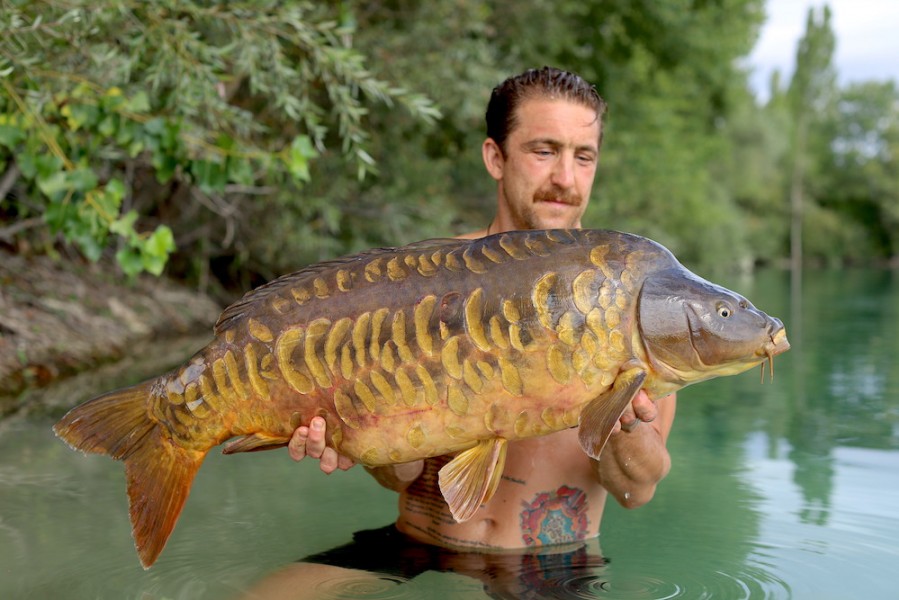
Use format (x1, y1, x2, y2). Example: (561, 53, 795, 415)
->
(53, 380, 205, 569)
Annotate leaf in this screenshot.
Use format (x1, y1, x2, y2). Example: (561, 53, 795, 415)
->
(93, 179, 125, 217)
(105, 178, 126, 201)
(15, 149, 37, 178)
(286, 135, 318, 181)
(152, 153, 178, 184)
(0, 119, 24, 149)
(127, 139, 145, 157)
(34, 154, 64, 180)
(126, 91, 151, 113)
(141, 226, 175, 275)
(72, 231, 105, 263)
(64, 104, 100, 132)
(192, 159, 227, 193)
(98, 114, 117, 137)
(114, 120, 134, 145)
(36, 171, 69, 201)
(145, 225, 175, 257)
(110, 210, 139, 239)
(227, 157, 255, 186)
(67, 168, 99, 193)
(43, 200, 75, 234)
(116, 247, 144, 278)
(144, 117, 166, 136)
(292, 135, 317, 159)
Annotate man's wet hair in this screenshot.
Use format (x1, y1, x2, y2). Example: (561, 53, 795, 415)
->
(485, 66, 607, 155)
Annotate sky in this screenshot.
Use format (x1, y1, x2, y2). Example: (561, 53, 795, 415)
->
(748, 0, 899, 97)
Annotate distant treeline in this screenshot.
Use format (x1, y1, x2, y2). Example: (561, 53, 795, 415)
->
(1, 1, 896, 295)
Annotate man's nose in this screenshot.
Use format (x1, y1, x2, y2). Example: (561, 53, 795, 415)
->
(551, 154, 575, 188)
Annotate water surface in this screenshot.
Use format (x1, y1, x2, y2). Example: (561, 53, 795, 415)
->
(1, 269, 897, 599)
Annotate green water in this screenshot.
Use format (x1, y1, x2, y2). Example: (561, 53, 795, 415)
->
(1, 269, 897, 599)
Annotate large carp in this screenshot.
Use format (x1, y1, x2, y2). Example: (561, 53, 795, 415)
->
(55, 229, 789, 568)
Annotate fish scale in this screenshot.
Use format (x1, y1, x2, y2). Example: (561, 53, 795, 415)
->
(202, 230, 631, 456)
(54, 228, 789, 568)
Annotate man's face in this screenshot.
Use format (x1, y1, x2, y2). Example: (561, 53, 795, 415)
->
(489, 97, 601, 231)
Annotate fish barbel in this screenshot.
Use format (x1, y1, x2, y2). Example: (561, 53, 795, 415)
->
(54, 229, 789, 568)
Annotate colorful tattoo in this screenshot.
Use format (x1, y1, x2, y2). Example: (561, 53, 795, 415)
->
(520, 485, 589, 546)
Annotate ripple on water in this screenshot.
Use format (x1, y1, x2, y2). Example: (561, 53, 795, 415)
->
(448, 543, 790, 600)
(593, 567, 790, 600)
(311, 573, 413, 600)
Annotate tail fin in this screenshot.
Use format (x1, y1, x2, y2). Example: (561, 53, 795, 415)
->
(53, 380, 206, 569)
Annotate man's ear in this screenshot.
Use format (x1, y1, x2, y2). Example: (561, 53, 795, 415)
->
(482, 138, 504, 181)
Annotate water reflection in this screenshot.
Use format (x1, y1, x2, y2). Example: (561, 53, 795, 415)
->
(243, 534, 610, 600)
(1, 268, 897, 599)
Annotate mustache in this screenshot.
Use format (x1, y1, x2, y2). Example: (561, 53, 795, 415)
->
(533, 187, 583, 206)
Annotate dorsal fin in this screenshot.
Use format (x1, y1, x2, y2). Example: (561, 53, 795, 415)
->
(214, 238, 465, 334)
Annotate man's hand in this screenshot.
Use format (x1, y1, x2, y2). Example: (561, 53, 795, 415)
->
(594, 390, 676, 509)
(288, 416, 355, 474)
(288, 416, 423, 491)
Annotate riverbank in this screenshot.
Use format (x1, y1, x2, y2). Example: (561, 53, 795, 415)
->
(0, 250, 221, 415)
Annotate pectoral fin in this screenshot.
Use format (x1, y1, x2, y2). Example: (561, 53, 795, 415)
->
(578, 369, 647, 459)
(222, 433, 290, 454)
(438, 438, 508, 522)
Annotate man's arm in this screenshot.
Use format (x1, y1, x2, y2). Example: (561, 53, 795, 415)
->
(591, 391, 677, 508)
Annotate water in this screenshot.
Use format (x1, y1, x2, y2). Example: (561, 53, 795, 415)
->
(1, 269, 897, 599)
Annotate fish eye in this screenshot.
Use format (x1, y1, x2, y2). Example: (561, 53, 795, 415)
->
(717, 304, 732, 318)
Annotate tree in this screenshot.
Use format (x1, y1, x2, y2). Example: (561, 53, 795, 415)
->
(817, 81, 899, 262)
(0, 1, 438, 280)
(786, 5, 837, 269)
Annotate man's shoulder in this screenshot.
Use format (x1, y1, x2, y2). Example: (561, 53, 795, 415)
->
(454, 229, 488, 240)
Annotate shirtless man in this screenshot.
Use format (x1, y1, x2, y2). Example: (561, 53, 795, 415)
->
(289, 66, 676, 552)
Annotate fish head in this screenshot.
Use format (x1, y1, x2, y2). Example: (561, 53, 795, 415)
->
(637, 269, 790, 386)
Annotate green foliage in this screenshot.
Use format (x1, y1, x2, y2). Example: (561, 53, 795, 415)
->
(816, 81, 899, 260)
(788, 6, 837, 115)
(0, 0, 439, 278)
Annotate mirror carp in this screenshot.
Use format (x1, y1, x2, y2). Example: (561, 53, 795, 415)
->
(54, 229, 789, 568)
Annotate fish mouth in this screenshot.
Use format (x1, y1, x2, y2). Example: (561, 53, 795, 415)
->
(759, 326, 790, 381)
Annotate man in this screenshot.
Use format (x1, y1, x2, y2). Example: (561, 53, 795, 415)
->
(289, 66, 675, 555)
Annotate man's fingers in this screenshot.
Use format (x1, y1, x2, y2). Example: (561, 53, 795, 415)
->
(305, 416, 327, 458)
(632, 392, 658, 423)
(619, 392, 659, 432)
(288, 426, 309, 461)
(320, 448, 339, 474)
(287, 416, 354, 473)
(337, 455, 356, 471)
(288, 416, 328, 461)
(619, 405, 640, 432)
